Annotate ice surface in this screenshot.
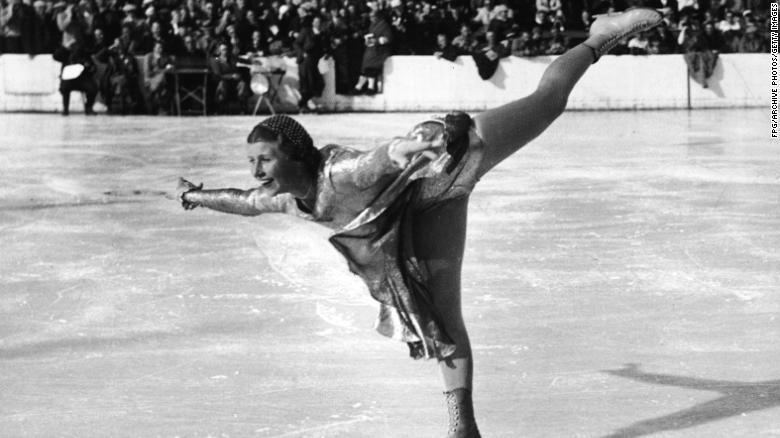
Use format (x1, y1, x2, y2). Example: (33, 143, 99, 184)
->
(0, 110, 778, 437)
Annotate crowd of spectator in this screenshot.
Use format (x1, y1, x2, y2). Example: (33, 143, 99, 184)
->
(0, 0, 772, 114)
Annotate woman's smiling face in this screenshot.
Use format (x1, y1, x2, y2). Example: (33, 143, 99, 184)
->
(246, 138, 307, 197)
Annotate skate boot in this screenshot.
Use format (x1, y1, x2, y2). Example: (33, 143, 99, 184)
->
(444, 388, 481, 438)
(585, 8, 662, 60)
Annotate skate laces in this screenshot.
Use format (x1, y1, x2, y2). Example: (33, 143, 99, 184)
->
(446, 391, 461, 432)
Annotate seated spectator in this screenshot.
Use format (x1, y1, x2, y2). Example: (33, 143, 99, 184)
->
(143, 40, 175, 114)
(452, 23, 478, 53)
(433, 32, 461, 61)
(628, 31, 650, 54)
(209, 41, 250, 112)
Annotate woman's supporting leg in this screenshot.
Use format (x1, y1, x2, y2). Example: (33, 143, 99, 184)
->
(413, 196, 480, 438)
(474, 8, 662, 178)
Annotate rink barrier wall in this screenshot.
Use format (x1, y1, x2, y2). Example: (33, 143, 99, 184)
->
(0, 53, 764, 113)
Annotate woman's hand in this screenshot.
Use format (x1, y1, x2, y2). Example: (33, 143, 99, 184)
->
(177, 177, 203, 210)
(387, 133, 445, 168)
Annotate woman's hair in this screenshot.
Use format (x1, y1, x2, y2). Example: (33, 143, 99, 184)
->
(247, 116, 321, 174)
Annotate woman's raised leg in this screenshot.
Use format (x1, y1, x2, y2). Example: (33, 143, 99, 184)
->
(474, 8, 663, 178)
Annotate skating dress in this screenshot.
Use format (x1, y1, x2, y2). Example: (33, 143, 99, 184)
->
(251, 113, 484, 359)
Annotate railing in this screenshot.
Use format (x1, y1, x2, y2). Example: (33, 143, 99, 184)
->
(0, 53, 765, 113)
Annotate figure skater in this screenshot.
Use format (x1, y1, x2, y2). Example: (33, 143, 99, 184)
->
(176, 9, 662, 437)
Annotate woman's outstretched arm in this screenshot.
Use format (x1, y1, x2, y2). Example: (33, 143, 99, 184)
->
(177, 178, 293, 216)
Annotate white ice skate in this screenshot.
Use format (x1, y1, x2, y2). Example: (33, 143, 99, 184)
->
(586, 8, 663, 60)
